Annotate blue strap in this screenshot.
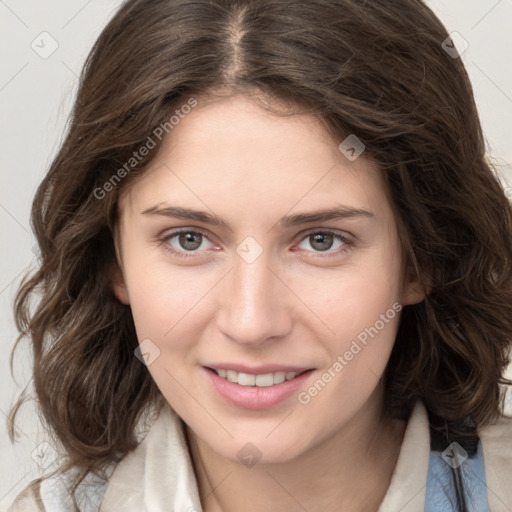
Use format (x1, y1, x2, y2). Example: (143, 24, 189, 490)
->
(425, 438, 490, 511)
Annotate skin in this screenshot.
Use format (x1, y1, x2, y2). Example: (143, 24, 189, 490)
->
(112, 93, 425, 511)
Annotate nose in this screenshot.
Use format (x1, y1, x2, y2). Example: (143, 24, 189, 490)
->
(215, 252, 293, 347)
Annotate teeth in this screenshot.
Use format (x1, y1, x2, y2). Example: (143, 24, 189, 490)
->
(227, 370, 238, 383)
(214, 369, 300, 386)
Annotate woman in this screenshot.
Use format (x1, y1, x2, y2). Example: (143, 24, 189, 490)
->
(8, 0, 512, 510)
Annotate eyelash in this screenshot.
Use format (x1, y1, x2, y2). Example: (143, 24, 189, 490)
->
(157, 228, 354, 259)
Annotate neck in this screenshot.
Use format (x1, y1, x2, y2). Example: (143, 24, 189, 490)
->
(185, 386, 407, 512)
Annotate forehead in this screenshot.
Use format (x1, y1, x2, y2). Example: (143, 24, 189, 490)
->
(119, 94, 392, 223)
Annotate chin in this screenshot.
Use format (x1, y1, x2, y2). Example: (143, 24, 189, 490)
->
(210, 436, 308, 467)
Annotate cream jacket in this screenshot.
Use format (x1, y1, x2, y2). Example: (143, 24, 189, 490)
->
(7, 399, 512, 511)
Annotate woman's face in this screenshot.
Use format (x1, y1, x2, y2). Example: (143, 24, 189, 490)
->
(113, 93, 423, 464)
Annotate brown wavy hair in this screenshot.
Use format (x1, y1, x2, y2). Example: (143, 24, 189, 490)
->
(8, 0, 512, 504)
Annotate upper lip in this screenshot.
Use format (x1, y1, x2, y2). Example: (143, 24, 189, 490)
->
(204, 363, 313, 374)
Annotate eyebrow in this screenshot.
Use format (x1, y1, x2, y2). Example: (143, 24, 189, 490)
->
(141, 204, 375, 230)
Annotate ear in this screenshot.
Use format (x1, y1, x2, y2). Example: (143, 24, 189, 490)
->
(400, 265, 429, 306)
(110, 262, 130, 305)
(110, 225, 130, 305)
(401, 281, 426, 306)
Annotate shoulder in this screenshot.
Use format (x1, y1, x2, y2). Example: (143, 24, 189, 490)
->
(7, 464, 116, 512)
(478, 411, 512, 510)
(8, 405, 166, 512)
(7, 479, 45, 512)
(479, 410, 512, 455)
(478, 411, 512, 466)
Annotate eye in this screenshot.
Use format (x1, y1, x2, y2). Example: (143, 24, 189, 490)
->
(158, 229, 217, 258)
(158, 228, 353, 259)
(295, 230, 352, 256)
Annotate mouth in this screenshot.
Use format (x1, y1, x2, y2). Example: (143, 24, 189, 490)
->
(204, 366, 315, 410)
(205, 367, 310, 387)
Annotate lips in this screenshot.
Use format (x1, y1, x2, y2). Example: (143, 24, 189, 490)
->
(203, 363, 312, 374)
(204, 363, 312, 387)
(203, 366, 315, 410)
(208, 367, 308, 387)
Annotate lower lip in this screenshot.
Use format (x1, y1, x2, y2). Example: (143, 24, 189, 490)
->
(203, 367, 314, 410)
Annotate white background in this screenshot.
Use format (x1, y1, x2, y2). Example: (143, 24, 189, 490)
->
(1, 0, 511, 508)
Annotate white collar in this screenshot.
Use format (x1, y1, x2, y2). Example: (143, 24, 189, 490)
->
(100, 400, 431, 512)
(377, 399, 430, 511)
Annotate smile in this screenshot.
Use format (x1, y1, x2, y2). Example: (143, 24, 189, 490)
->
(210, 368, 306, 387)
(204, 367, 314, 410)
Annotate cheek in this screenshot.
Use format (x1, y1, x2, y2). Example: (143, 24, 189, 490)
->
(300, 252, 402, 389)
(307, 263, 402, 343)
(122, 257, 208, 403)
(122, 246, 212, 338)
(299, 278, 401, 418)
